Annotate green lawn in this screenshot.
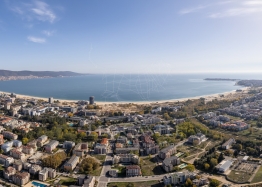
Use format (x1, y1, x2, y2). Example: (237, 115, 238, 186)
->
(107, 181, 162, 187)
(88, 166, 103, 176)
(251, 166, 262, 183)
(59, 177, 77, 186)
(92, 154, 106, 161)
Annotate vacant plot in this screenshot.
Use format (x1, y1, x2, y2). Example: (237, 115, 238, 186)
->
(92, 154, 106, 162)
(107, 181, 162, 187)
(177, 145, 202, 156)
(227, 170, 252, 183)
(251, 166, 262, 183)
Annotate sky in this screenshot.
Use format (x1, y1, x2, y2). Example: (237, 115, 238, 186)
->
(1, 0, 262, 74)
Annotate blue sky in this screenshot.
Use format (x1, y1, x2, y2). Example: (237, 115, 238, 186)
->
(1, 0, 262, 74)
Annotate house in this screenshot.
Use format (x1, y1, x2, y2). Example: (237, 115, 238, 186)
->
(64, 155, 80, 171)
(73, 142, 88, 157)
(126, 165, 141, 177)
(101, 138, 108, 146)
(0, 154, 14, 167)
(154, 124, 171, 135)
(39, 167, 56, 181)
(63, 141, 76, 150)
(3, 166, 16, 180)
(44, 140, 59, 153)
(113, 154, 139, 165)
(12, 172, 30, 186)
(108, 170, 118, 178)
(116, 136, 127, 144)
(162, 156, 180, 172)
(37, 135, 48, 147)
(94, 144, 107, 154)
(158, 145, 176, 159)
(222, 138, 235, 150)
(78, 175, 95, 187)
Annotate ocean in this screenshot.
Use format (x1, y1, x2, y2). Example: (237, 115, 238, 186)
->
(0, 73, 260, 102)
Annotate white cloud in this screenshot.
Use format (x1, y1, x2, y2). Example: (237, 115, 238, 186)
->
(31, 1, 56, 23)
(27, 36, 46, 43)
(42, 30, 55, 36)
(209, 7, 262, 18)
(9, 0, 57, 23)
(243, 0, 262, 6)
(179, 5, 208, 15)
(179, 0, 262, 19)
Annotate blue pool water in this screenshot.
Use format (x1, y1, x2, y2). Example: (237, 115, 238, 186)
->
(32, 181, 47, 187)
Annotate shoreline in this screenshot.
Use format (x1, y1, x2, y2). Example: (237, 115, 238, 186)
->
(0, 87, 249, 105)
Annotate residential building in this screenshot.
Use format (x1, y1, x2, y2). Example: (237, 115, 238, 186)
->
(3, 166, 16, 180)
(78, 175, 95, 187)
(13, 160, 23, 171)
(158, 145, 176, 159)
(89, 96, 95, 105)
(163, 171, 196, 186)
(222, 138, 235, 150)
(2, 131, 18, 140)
(39, 167, 57, 181)
(44, 140, 59, 153)
(13, 140, 22, 147)
(101, 138, 108, 146)
(73, 142, 88, 157)
(22, 145, 35, 155)
(10, 148, 25, 160)
(12, 172, 30, 186)
(0, 154, 14, 167)
(94, 144, 107, 154)
(1, 141, 13, 153)
(0, 134, 4, 145)
(113, 154, 139, 165)
(162, 156, 180, 172)
(64, 155, 80, 171)
(115, 147, 139, 154)
(188, 133, 206, 145)
(63, 141, 76, 150)
(37, 135, 48, 147)
(29, 164, 42, 175)
(126, 165, 141, 177)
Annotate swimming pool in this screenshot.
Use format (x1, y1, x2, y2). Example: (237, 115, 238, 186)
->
(32, 181, 48, 187)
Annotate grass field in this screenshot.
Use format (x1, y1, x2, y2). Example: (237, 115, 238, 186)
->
(251, 166, 262, 183)
(92, 154, 106, 162)
(107, 180, 162, 187)
(140, 157, 164, 176)
(227, 170, 252, 183)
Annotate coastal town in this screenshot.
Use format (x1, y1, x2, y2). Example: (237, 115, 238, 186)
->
(0, 88, 262, 187)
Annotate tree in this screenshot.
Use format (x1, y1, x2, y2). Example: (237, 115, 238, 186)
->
(209, 179, 220, 187)
(126, 183, 134, 187)
(186, 164, 195, 172)
(204, 163, 210, 170)
(173, 166, 180, 171)
(22, 137, 29, 145)
(185, 178, 193, 187)
(210, 158, 218, 168)
(218, 152, 224, 163)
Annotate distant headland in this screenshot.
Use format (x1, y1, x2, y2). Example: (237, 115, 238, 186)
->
(0, 70, 87, 81)
(205, 78, 262, 87)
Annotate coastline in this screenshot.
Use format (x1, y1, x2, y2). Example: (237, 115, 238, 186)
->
(0, 87, 249, 105)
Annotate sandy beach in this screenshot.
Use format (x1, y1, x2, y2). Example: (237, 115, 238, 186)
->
(0, 87, 249, 106)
